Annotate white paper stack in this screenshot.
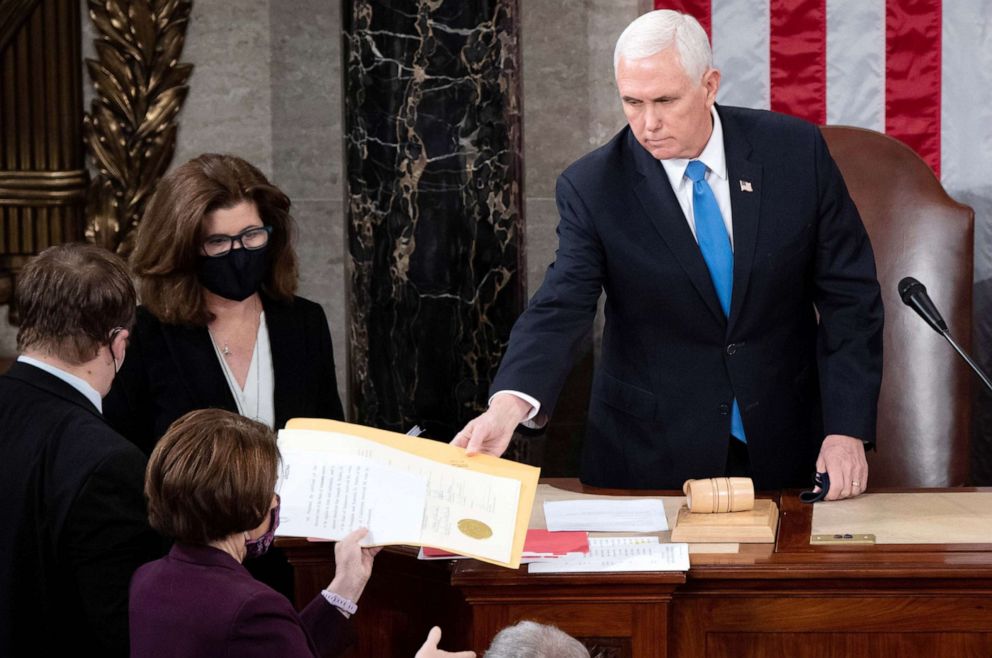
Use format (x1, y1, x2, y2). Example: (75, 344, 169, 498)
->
(527, 536, 689, 573)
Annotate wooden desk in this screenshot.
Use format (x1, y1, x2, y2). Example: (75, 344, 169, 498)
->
(280, 480, 992, 658)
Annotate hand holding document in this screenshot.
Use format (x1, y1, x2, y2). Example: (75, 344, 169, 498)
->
(274, 419, 540, 568)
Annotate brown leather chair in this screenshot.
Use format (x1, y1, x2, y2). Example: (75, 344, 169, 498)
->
(821, 125, 974, 487)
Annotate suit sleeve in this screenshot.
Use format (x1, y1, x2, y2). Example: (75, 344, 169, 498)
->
(61, 445, 164, 656)
(812, 130, 884, 445)
(310, 302, 345, 421)
(490, 173, 606, 419)
(299, 595, 356, 658)
(229, 590, 353, 658)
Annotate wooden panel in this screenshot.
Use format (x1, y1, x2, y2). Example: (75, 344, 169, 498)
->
(672, 594, 992, 633)
(633, 603, 667, 658)
(281, 542, 470, 658)
(705, 632, 992, 658)
(505, 603, 633, 635)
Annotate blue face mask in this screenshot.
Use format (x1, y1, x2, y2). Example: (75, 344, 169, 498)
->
(245, 496, 280, 559)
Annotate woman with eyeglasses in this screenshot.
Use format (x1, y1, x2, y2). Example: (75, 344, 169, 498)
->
(104, 153, 344, 455)
(103, 154, 346, 597)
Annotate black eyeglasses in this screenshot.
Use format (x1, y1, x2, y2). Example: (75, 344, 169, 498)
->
(201, 226, 273, 258)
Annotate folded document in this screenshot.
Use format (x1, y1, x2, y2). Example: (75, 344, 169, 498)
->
(274, 419, 540, 569)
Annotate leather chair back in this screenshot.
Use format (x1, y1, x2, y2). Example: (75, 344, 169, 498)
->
(821, 125, 974, 486)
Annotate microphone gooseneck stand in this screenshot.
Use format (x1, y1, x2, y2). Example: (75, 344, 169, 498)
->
(898, 276, 992, 395)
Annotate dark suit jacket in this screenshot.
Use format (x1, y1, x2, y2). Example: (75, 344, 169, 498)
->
(0, 362, 163, 657)
(130, 543, 354, 658)
(493, 105, 884, 490)
(104, 294, 344, 455)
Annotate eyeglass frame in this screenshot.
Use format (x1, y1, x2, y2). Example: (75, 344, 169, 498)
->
(200, 225, 273, 258)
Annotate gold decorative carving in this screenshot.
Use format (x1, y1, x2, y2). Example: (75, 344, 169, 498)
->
(82, 0, 193, 255)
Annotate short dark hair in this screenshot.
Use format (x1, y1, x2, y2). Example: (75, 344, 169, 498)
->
(130, 153, 299, 326)
(145, 409, 280, 544)
(15, 243, 136, 364)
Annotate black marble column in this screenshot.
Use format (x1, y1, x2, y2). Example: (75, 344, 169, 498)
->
(344, 0, 524, 438)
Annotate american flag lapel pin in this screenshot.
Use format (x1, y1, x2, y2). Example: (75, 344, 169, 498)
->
(739, 180, 753, 192)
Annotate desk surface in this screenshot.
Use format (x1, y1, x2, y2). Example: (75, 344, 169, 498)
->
(279, 479, 992, 658)
(448, 479, 992, 584)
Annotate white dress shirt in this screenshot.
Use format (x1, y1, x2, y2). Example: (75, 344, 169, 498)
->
(494, 106, 732, 426)
(659, 106, 734, 246)
(17, 355, 104, 412)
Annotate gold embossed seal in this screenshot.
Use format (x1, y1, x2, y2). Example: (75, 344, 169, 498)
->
(457, 518, 493, 540)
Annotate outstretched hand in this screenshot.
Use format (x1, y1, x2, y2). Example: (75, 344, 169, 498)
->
(415, 626, 475, 658)
(450, 393, 531, 457)
(814, 434, 869, 500)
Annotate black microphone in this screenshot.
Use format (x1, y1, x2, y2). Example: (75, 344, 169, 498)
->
(898, 276, 992, 394)
(898, 277, 948, 333)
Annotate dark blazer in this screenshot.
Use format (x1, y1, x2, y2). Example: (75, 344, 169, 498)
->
(0, 362, 163, 657)
(104, 294, 344, 455)
(493, 105, 884, 490)
(130, 543, 354, 658)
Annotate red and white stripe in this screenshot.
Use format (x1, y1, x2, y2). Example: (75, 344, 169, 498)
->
(652, 1, 991, 265)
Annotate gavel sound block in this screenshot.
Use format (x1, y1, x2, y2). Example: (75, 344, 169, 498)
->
(670, 477, 778, 543)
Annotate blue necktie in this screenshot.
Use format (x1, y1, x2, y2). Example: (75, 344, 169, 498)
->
(685, 160, 746, 443)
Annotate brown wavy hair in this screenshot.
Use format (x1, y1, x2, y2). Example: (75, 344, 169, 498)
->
(145, 408, 280, 544)
(130, 153, 298, 326)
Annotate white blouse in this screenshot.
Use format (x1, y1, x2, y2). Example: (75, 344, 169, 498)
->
(210, 312, 276, 429)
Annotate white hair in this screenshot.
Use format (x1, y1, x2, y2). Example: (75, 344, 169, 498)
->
(484, 621, 590, 658)
(613, 10, 713, 81)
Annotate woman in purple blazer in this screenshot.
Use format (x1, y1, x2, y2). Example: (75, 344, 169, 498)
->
(129, 409, 375, 658)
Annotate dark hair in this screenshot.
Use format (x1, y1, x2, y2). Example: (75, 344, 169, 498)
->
(130, 153, 299, 326)
(145, 409, 280, 544)
(15, 243, 136, 364)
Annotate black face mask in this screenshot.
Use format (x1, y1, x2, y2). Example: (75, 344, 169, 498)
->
(197, 246, 269, 301)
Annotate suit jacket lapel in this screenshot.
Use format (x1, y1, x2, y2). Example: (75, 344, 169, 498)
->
(160, 322, 237, 412)
(718, 106, 763, 332)
(627, 129, 728, 326)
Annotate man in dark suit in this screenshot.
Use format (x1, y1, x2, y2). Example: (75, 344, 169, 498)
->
(0, 244, 162, 657)
(453, 10, 883, 500)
